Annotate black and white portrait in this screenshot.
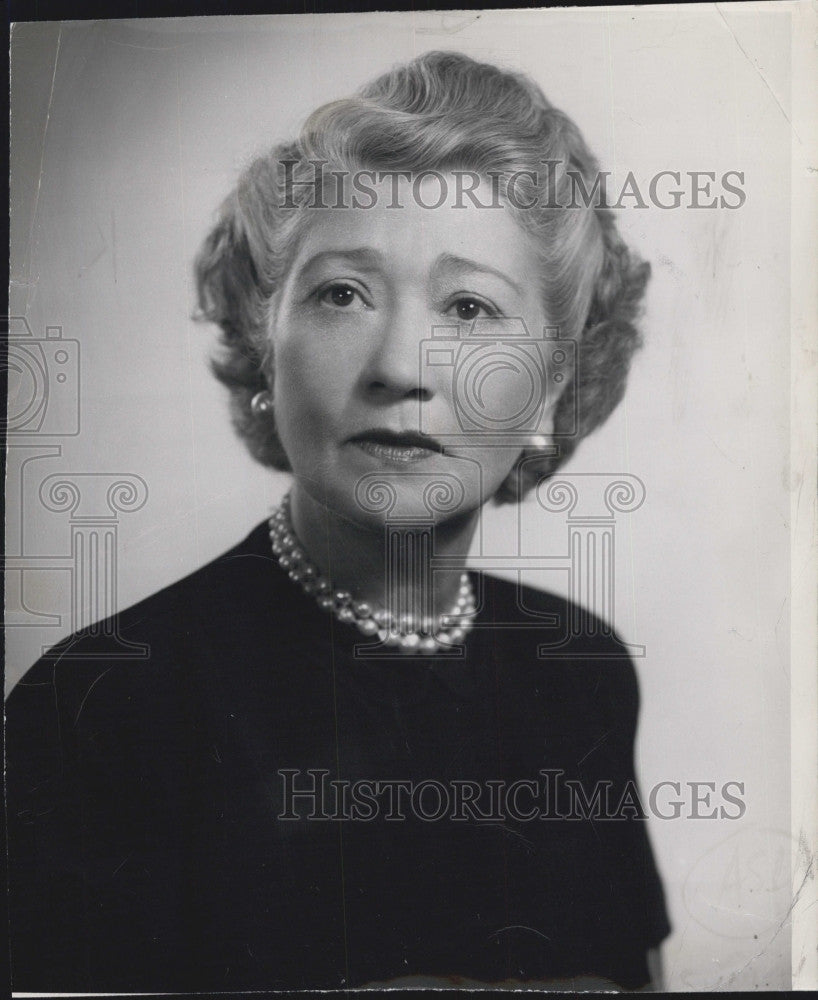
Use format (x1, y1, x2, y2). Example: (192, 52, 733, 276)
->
(5, 4, 816, 993)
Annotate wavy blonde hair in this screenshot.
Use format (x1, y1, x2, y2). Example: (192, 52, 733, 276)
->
(194, 51, 649, 503)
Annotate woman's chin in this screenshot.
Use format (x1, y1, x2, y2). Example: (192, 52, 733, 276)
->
(336, 445, 491, 523)
(294, 475, 477, 536)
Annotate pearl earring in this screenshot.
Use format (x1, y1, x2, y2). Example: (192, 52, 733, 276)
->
(250, 390, 274, 416)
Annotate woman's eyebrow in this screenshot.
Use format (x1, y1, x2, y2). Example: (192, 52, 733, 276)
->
(296, 247, 382, 274)
(435, 253, 522, 295)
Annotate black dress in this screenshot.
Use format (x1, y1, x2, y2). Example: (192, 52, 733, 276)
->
(6, 520, 670, 992)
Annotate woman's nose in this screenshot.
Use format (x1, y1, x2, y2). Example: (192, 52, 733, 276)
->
(360, 309, 435, 401)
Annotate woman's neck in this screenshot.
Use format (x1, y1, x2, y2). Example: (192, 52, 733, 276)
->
(288, 483, 477, 621)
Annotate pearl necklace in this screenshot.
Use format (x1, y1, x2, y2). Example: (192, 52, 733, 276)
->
(268, 494, 477, 654)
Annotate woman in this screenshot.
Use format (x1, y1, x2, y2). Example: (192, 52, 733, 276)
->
(6, 51, 669, 991)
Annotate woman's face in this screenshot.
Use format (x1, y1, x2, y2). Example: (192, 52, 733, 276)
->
(269, 173, 556, 528)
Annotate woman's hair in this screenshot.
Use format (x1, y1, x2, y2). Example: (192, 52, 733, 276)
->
(194, 50, 649, 503)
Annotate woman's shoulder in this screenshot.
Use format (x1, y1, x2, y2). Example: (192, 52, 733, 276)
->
(475, 570, 635, 648)
(473, 570, 641, 711)
(7, 520, 278, 711)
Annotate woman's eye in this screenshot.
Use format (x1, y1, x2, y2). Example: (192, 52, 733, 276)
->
(319, 283, 361, 308)
(449, 297, 496, 322)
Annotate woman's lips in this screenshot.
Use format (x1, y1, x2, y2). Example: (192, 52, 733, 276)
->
(349, 430, 444, 464)
(353, 440, 438, 463)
